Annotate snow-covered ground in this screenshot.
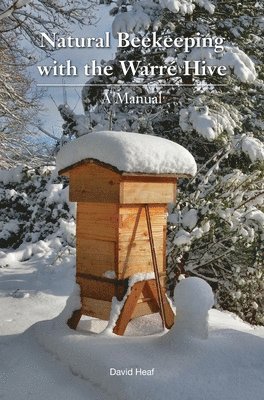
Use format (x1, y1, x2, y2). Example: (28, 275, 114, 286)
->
(0, 248, 264, 400)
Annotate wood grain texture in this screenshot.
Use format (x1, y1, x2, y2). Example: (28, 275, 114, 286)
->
(120, 180, 176, 204)
(117, 205, 166, 279)
(76, 204, 167, 280)
(82, 297, 111, 320)
(69, 163, 121, 203)
(113, 281, 145, 335)
(61, 159, 178, 204)
(117, 240, 164, 279)
(77, 203, 118, 242)
(118, 205, 167, 242)
(77, 276, 127, 301)
(77, 238, 116, 277)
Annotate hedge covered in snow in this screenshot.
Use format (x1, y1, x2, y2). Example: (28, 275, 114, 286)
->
(0, 166, 263, 325)
(0, 166, 75, 264)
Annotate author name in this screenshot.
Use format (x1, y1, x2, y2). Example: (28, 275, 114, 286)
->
(109, 368, 155, 376)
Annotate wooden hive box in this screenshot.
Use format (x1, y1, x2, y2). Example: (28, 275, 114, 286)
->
(59, 159, 178, 331)
(57, 130, 197, 334)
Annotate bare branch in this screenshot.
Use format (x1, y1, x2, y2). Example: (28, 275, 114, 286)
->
(0, 0, 31, 21)
(37, 126, 59, 142)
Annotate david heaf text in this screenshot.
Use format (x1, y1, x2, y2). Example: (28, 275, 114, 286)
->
(109, 368, 155, 376)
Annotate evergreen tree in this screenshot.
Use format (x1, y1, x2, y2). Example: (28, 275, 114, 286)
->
(59, 0, 264, 324)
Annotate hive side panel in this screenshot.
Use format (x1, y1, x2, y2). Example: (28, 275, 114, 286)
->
(77, 203, 118, 241)
(76, 202, 118, 278)
(120, 180, 176, 204)
(118, 242, 164, 278)
(82, 297, 111, 320)
(119, 205, 166, 242)
(69, 164, 121, 203)
(77, 238, 116, 277)
(76, 275, 127, 301)
(117, 205, 167, 279)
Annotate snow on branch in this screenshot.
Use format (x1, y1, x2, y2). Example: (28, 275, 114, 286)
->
(179, 45, 257, 84)
(194, 0, 215, 14)
(37, 126, 60, 142)
(241, 135, 264, 163)
(112, 1, 159, 38)
(159, 0, 215, 15)
(222, 46, 257, 83)
(179, 100, 241, 140)
(112, 0, 216, 36)
(112, 9, 151, 38)
(159, 0, 195, 15)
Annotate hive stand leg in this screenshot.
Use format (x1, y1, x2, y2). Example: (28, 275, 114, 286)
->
(113, 281, 145, 336)
(67, 309, 82, 330)
(144, 280, 175, 329)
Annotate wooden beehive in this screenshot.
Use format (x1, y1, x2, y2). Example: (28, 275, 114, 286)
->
(59, 159, 178, 333)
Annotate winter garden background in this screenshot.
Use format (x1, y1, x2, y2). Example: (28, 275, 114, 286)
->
(1, 0, 263, 324)
(1, 1, 264, 399)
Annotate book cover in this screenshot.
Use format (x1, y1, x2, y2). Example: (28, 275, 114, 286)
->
(0, 1, 263, 400)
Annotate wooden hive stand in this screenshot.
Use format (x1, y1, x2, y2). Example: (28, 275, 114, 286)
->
(59, 159, 177, 335)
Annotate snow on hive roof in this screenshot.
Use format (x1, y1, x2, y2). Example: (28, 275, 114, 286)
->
(56, 131, 197, 177)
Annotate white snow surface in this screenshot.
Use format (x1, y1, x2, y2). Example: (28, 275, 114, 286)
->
(174, 277, 214, 314)
(0, 166, 23, 184)
(182, 208, 198, 230)
(160, 0, 215, 15)
(1, 247, 264, 400)
(179, 102, 241, 140)
(160, 0, 195, 14)
(241, 135, 264, 162)
(56, 131, 197, 176)
(167, 277, 214, 339)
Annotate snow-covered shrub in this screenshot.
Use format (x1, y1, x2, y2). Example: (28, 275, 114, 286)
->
(167, 160, 264, 325)
(0, 166, 75, 250)
(215, 250, 264, 325)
